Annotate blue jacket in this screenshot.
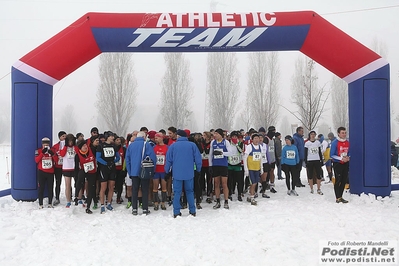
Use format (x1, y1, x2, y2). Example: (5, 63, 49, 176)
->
(164, 137, 202, 180)
(293, 133, 305, 160)
(125, 137, 156, 177)
(281, 145, 300, 166)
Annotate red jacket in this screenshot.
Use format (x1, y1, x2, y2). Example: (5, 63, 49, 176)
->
(76, 148, 97, 174)
(51, 141, 64, 168)
(35, 148, 54, 174)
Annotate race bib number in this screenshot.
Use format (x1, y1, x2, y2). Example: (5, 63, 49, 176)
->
(42, 158, 53, 169)
(286, 150, 296, 159)
(103, 147, 115, 158)
(252, 152, 261, 161)
(269, 146, 275, 153)
(213, 148, 224, 159)
(115, 157, 122, 166)
(58, 157, 63, 165)
(67, 148, 75, 159)
(201, 153, 209, 160)
(310, 147, 319, 155)
(228, 155, 240, 165)
(156, 155, 165, 165)
(83, 161, 95, 173)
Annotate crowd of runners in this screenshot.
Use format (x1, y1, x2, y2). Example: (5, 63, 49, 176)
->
(35, 125, 350, 215)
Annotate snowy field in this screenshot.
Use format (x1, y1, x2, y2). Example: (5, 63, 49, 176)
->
(0, 145, 399, 266)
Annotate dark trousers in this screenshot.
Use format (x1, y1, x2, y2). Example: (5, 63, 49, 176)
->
(38, 170, 54, 205)
(295, 159, 304, 185)
(276, 158, 283, 179)
(54, 167, 62, 200)
(205, 168, 213, 196)
(131, 177, 150, 210)
(200, 166, 208, 193)
(75, 170, 86, 198)
(333, 162, 349, 199)
(116, 170, 126, 199)
(283, 164, 296, 190)
(194, 171, 202, 203)
(86, 172, 97, 208)
(228, 169, 244, 196)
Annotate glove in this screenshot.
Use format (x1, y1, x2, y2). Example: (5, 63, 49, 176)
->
(42, 147, 48, 154)
(213, 150, 223, 156)
(244, 170, 249, 177)
(48, 149, 54, 156)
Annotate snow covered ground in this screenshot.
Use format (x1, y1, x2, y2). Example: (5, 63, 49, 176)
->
(0, 145, 398, 265)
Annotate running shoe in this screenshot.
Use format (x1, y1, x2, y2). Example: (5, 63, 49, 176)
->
(106, 204, 113, 211)
(85, 209, 93, 214)
(74, 198, 78, 206)
(251, 199, 257, 205)
(262, 193, 270, 198)
(254, 193, 258, 198)
(132, 209, 138, 216)
(47, 204, 54, 208)
(290, 190, 299, 196)
(78, 200, 86, 207)
(154, 205, 159, 211)
(270, 187, 277, 193)
(247, 197, 251, 202)
(287, 190, 291, 196)
(196, 203, 202, 210)
(143, 209, 151, 215)
(173, 212, 182, 218)
(310, 189, 314, 194)
(223, 202, 229, 209)
(100, 206, 106, 214)
(237, 195, 243, 202)
(336, 198, 348, 203)
(161, 203, 166, 210)
(189, 212, 196, 217)
(206, 198, 213, 204)
(126, 202, 132, 209)
(317, 189, 324, 195)
(53, 199, 60, 206)
(93, 203, 98, 210)
(39, 205, 44, 209)
(66, 202, 71, 208)
(213, 202, 221, 209)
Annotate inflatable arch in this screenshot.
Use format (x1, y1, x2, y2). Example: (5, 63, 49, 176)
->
(9, 11, 394, 201)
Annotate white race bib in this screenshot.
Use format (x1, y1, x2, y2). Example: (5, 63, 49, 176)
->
(310, 147, 319, 155)
(156, 155, 165, 165)
(201, 153, 209, 160)
(83, 161, 95, 173)
(286, 150, 296, 159)
(103, 147, 115, 158)
(58, 157, 63, 165)
(67, 148, 75, 159)
(42, 158, 53, 169)
(228, 155, 240, 165)
(252, 152, 261, 161)
(213, 148, 224, 159)
(261, 154, 267, 160)
(115, 157, 122, 166)
(269, 146, 275, 152)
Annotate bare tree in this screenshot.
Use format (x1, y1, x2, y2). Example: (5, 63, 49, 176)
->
(206, 53, 240, 130)
(331, 75, 349, 131)
(160, 53, 193, 129)
(247, 52, 280, 128)
(60, 104, 77, 134)
(278, 115, 292, 137)
(236, 97, 253, 131)
(96, 53, 138, 135)
(285, 57, 330, 132)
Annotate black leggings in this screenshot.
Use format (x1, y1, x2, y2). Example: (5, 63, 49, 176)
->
(131, 177, 150, 210)
(200, 166, 208, 192)
(54, 167, 62, 200)
(194, 171, 202, 203)
(86, 172, 97, 208)
(115, 170, 126, 199)
(333, 162, 349, 199)
(282, 164, 296, 190)
(38, 170, 54, 205)
(228, 169, 244, 196)
(75, 170, 86, 198)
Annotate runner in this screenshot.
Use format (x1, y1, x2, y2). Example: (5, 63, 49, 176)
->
(281, 135, 300, 196)
(201, 131, 213, 204)
(293, 127, 306, 187)
(325, 132, 336, 183)
(51, 130, 66, 206)
(243, 133, 263, 205)
(114, 136, 126, 204)
(318, 133, 330, 182)
(166, 126, 178, 205)
(125, 131, 138, 209)
(227, 131, 244, 201)
(88, 135, 100, 210)
(274, 132, 284, 180)
(153, 132, 168, 211)
(264, 126, 277, 193)
(304, 131, 324, 195)
(35, 137, 55, 208)
(330, 127, 350, 203)
(209, 128, 234, 209)
(96, 131, 120, 213)
(259, 134, 271, 199)
(75, 140, 97, 214)
(59, 134, 77, 208)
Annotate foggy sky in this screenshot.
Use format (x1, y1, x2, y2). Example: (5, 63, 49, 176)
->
(1, 0, 398, 141)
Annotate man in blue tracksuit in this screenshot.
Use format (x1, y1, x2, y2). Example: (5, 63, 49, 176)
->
(165, 130, 202, 218)
(293, 126, 305, 187)
(125, 131, 156, 215)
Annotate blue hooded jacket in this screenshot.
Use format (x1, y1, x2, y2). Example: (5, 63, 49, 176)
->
(293, 132, 305, 160)
(164, 137, 202, 180)
(125, 137, 156, 177)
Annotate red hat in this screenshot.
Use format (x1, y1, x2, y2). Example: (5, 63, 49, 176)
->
(148, 130, 156, 139)
(184, 129, 191, 137)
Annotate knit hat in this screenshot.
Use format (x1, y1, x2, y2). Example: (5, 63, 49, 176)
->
(148, 130, 156, 139)
(184, 129, 191, 137)
(268, 126, 276, 132)
(308, 130, 316, 139)
(155, 132, 164, 138)
(215, 128, 224, 137)
(230, 131, 239, 138)
(285, 135, 294, 143)
(176, 129, 187, 137)
(90, 127, 99, 133)
(328, 132, 334, 138)
(258, 127, 266, 133)
(77, 140, 86, 150)
(41, 137, 50, 143)
(76, 132, 83, 139)
(275, 132, 281, 137)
